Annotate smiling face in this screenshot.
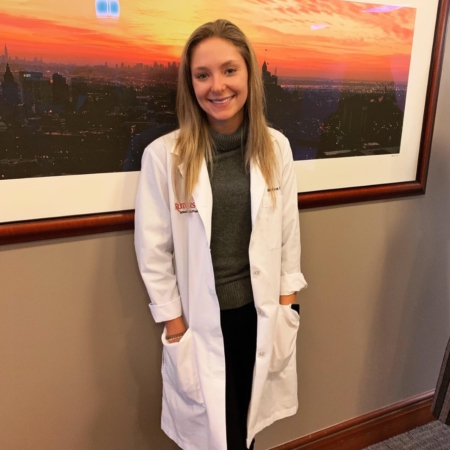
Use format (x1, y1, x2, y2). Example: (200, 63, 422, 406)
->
(190, 37, 249, 134)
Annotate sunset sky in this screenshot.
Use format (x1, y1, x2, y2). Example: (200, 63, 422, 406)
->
(0, 0, 416, 81)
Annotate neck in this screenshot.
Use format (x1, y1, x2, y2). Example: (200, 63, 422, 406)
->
(208, 112, 244, 135)
(209, 122, 247, 153)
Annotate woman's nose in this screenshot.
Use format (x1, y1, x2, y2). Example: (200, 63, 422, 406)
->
(211, 76, 225, 93)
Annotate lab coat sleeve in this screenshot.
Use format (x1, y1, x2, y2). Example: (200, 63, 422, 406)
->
(134, 144, 182, 323)
(279, 135, 308, 295)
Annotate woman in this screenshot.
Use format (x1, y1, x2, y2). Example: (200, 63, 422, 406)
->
(135, 19, 307, 450)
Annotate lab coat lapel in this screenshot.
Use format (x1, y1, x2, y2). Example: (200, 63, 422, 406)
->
(178, 152, 266, 242)
(178, 159, 213, 245)
(250, 160, 265, 226)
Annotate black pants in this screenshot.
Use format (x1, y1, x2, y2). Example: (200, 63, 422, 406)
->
(220, 302, 257, 450)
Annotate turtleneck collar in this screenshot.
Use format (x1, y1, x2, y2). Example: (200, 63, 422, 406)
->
(209, 122, 248, 153)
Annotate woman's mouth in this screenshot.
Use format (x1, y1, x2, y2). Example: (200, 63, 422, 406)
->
(209, 96, 234, 104)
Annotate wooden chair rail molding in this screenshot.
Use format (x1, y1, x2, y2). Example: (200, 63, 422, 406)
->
(0, 211, 135, 246)
(271, 390, 436, 450)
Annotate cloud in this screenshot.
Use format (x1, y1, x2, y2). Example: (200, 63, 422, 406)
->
(311, 24, 330, 30)
(362, 5, 408, 13)
(241, 0, 415, 43)
(0, 12, 177, 64)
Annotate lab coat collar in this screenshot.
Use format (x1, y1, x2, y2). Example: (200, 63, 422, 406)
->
(250, 160, 265, 226)
(172, 132, 276, 242)
(192, 160, 212, 244)
(176, 159, 213, 245)
(250, 132, 277, 226)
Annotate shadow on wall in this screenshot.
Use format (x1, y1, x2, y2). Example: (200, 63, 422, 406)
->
(358, 137, 450, 412)
(85, 231, 179, 450)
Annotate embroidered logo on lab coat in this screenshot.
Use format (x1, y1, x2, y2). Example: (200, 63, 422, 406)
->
(175, 202, 198, 214)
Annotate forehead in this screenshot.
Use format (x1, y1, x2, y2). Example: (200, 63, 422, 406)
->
(191, 37, 245, 69)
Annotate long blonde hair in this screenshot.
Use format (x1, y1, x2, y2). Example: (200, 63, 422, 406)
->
(173, 19, 278, 203)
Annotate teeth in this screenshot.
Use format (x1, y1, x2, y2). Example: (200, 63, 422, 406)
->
(211, 97, 232, 104)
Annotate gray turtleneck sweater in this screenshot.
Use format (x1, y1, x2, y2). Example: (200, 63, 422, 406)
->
(208, 126, 254, 310)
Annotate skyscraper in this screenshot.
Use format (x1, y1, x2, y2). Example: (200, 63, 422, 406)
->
(4, 44, 8, 62)
(52, 73, 69, 108)
(1, 64, 20, 106)
(19, 71, 52, 112)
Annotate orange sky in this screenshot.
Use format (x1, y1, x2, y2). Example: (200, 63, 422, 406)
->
(0, 0, 416, 81)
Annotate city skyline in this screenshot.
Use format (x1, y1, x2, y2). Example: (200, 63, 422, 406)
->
(0, 50, 409, 85)
(0, 48, 408, 182)
(0, 0, 416, 81)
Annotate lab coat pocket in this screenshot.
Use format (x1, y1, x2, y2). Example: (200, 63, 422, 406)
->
(263, 193, 282, 249)
(161, 329, 204, 405)
(269, 304, 300, 373)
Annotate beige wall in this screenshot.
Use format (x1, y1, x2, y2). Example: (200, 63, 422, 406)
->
(2, 33, 450, 450)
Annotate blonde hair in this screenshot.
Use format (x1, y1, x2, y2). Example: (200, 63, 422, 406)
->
(173, 19, 278, 202)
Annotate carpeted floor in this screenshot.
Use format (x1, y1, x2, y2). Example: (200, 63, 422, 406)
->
(363, 421, 450, 449)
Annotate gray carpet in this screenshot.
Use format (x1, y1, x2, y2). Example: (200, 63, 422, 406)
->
(364, 421, 450, 449)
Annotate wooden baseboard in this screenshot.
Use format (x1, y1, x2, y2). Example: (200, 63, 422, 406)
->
(271, 390, 436, 450)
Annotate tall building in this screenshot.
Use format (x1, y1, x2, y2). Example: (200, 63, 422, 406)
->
(3, 63, 14, 84)
(4, 44, 8, 62)
(262, 61, 278, 86)
(261, 60, 284, 128)
(52, 73, 69, 108)
(71, 77, 88, 111)
(1, 64, 20, 106)
(19, 71, 52, 112)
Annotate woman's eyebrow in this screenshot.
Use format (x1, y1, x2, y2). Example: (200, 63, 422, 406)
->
(220, 60, 239, 67)
(192, 66, 209, 72)
(192, 60, 240, 72)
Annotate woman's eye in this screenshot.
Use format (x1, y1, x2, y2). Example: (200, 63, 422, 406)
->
(195, 73, 207, 80)
(225, 68, 236, 75)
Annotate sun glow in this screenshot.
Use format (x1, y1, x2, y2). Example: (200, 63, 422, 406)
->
(0, 0, 416, 80)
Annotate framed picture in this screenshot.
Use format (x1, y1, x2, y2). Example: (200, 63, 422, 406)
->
(0, 0, 448, 244)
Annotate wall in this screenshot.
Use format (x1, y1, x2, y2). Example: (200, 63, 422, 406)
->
(1, 30, 450, 450)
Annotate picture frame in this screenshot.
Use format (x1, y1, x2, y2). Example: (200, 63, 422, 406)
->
(0, 0, 448, 245)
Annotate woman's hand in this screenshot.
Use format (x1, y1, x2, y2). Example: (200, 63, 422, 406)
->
(279, 293, 297, 305)
(165, 316, 187, 344)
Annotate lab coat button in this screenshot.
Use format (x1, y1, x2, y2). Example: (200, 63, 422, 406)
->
(258, 350, 265, 357)
(253, 270, 260, 277)
(256, 308, 264, 316)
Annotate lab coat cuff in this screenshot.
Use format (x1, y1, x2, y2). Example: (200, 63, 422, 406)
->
(280, 272, 308, 296)
(149, 297, 183, 323)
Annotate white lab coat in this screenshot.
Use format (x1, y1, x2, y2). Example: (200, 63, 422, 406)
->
(134, 127, 307, 450)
